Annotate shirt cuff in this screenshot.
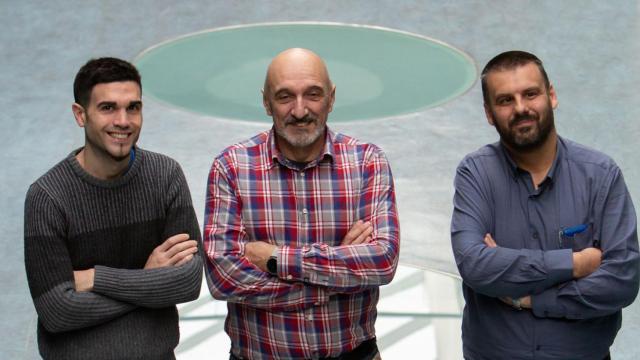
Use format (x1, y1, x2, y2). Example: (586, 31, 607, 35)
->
(544, 249, 574, 285)
(279, 245, 331, 286)
(278, 245, 304, 282)
(531, 286, 564, 318)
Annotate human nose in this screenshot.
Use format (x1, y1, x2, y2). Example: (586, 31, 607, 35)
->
(291, 96, 308, 119)
(514, 96, 529, 114)
(113, 109, 130, 127)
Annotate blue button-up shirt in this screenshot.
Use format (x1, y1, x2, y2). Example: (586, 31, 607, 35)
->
(451, 136, 639, 360)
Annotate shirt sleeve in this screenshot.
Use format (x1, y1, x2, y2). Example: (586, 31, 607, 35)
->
(204, 158, 330, 312)
(91, 165, 203, 307)
(532, 167, 639, 319)
(451, 160, 574, 298)
(278, 148, 400, 293)
(24, 185, 136, 333)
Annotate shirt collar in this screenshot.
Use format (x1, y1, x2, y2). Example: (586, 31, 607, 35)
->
(268, 127, 335, 170)
(499, 136, 564, 183)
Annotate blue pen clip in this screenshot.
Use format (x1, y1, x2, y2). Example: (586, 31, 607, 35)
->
(558, 224, 588, 248)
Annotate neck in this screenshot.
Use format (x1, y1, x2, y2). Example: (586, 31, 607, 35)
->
(76, 146, 131, 180)
(505, 131, 558, 186)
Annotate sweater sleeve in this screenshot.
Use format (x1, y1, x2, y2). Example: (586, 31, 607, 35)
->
(91, 164, 203, 307)
(24, 185, 136, 333)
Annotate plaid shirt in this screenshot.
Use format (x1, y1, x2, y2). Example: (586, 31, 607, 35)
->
(204, 128, 400, 360)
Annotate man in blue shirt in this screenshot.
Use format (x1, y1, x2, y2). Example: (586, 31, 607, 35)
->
(451, 50, 639, 360)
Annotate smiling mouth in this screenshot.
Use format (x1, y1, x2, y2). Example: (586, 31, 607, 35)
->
(515, 120, 534, 127)
(108, 132, 130, 140)
(288, 118, 313, 124)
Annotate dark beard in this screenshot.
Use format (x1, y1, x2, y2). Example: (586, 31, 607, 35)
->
(493, 104, 555, 152)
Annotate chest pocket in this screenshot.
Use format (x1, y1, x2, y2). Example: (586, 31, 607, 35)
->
(559, 223, 594, 251)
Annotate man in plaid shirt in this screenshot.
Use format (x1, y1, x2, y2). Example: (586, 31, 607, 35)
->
(204, 48, 400, 360)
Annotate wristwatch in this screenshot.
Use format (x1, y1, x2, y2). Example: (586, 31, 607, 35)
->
(266, 248, 278, 275)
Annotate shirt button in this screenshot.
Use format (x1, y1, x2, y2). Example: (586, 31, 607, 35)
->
(533, 232, 539, 239)
(302, 208, 308, 215)
(300, 172, 305, 177)
(314, 302, 320, 306)
(306, 315, 313, 321)
(287, 275, 293, 280)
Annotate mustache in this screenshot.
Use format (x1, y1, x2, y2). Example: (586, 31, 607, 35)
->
(285, 114, 316, 126)
(510, 113, 538, 127)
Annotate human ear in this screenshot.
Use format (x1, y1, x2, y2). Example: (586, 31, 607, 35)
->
(484, 103, 495, 126)
(72, 103, 86, 127)
(327, 85, 336, 113)
(262, 89, 273, 116)
(548, 84, 559, 110)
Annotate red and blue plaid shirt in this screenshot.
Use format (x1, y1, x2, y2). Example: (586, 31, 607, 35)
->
(204, 128, 400, 360)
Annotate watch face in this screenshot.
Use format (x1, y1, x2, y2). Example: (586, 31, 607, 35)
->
(267, 257, 277, 274)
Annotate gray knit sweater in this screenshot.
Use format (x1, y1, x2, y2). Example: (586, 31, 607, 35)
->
(24, 147, 202, 359)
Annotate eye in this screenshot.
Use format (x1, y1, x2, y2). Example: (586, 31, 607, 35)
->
(306, 92, 322, 100)
(99, 104, 115, 111)
(496, 96, 512, 106)
(525, 90, 539, 99)
(275, 93, 292, 103)
(127, 103, 142, 113)
(305, 87, 325, 100)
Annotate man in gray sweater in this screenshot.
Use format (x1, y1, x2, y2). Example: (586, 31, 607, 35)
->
(24, 57, 202, 359)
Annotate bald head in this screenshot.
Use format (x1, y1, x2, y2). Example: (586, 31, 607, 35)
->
(263, 48, 333, 97)
(262, 48, 336, 162)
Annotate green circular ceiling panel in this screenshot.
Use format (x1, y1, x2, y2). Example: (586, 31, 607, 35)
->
(135, 22, 477, 122)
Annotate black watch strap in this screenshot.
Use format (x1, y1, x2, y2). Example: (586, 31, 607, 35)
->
(266, 248, 278, 275)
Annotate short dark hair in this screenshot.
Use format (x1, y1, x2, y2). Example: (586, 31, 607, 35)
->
(481, 51, 550, 104)
(73, 57, 141, 108)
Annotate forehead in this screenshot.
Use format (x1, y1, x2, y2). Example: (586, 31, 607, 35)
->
(89, 81, 141, 103)
(268, 59, 329, 93)
(485, 63, 546, 95)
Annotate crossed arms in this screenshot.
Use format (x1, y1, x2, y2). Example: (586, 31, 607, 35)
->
(24, 169, 202, 333)
(451, 163, 639, 319)
(204, 149, 400, 312)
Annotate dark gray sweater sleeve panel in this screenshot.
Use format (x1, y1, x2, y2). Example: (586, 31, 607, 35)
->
(92, 163, 203, 307)
(24, 185, 136, 333)
(93, 255, 202, 307)
(34, 281, 136, 333)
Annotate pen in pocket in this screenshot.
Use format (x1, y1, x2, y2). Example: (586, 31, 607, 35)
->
(558, 223, 588, 248)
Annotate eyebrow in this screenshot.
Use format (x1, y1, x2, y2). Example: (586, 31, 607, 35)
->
(97, 101, 117, 107)
(273, 85, 325, 95)
(305, 86, 325, 93)
(96, 100, 142, 107)
(523, 86, 543, 93)
(273, 89, 291, 96)
(494, 86, 542, 98)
